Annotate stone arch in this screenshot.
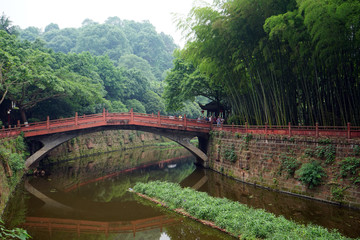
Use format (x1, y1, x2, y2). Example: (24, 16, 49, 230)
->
(25, 125, 208, 169)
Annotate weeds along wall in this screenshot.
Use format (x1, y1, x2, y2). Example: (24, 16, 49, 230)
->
(207, 130, 360, 208)
(0, 135, 28, 216)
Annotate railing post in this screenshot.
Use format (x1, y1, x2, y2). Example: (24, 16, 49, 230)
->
(130, 108, 134, 123)
(288, 122, 291, 137)
(17, 120, 20, 128)
(316, 122, 319, 138)
(265, 122, 268, 137)
(103, 108, 106, 122)
(232, 122, 234, 132)
(47, 116, 50, 129)
(347, 122, 351, 139)
(75, 112, 78, 126)
(184, 114, 187, 129)
(245, 122, 248, 133)
(158, 111, 161, 126)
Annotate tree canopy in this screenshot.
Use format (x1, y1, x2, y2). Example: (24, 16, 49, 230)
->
(0, 15, 191, 125)
(163, 0, 360, 126)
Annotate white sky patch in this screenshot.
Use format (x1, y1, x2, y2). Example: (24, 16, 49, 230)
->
(1, 0, 212, 47)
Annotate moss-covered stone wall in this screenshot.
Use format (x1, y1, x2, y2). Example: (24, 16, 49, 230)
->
(0, 136, 28, 216)
(45, 130, 171, 162)
(208, 131, 360, 208)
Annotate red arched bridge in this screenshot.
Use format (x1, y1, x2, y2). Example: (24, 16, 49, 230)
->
(1, 109, 211, 169)
(1, 109, 359, 169)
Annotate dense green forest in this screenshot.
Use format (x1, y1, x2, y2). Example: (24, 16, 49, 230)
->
(1, 0, 359, 127)
(164, 0, 360, 126)
(0, 16, 201, 126)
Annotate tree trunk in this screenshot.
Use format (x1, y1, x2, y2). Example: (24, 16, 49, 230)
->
(20, 107, 28, 124)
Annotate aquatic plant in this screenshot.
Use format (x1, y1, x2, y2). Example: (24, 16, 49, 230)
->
(133, 181, 347, 239)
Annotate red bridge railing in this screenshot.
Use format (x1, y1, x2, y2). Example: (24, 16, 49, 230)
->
(0, 109, 211, 138)
(1, 109, 359, 139)
(23, 215, 176, 237)
(218, 122, 360, 139)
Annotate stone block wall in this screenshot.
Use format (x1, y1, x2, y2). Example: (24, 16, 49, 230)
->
(46, 130, 168, 162)
(208, 131, 360, 208)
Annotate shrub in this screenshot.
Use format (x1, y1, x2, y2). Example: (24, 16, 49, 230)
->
(331, 186, 346, 202)
(224, 144, 237, 163)
(304, 148, 315, 158)
(353, 145, 360, 156)
(0, 220, 31, 240)
(279, 154, 300, 177)
(296, 161, 326, 189)
(315, 145, 336, 164)
(242, 133, 253, 144)
(339, 157, 360, 184)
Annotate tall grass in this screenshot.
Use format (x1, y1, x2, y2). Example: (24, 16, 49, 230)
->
(133, 181, 349, 239)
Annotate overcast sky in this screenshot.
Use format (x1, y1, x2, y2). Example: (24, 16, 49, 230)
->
(1, 0, 211, 47)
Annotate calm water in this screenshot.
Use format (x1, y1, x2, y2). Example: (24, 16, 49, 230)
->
(3, 145, 360, 239)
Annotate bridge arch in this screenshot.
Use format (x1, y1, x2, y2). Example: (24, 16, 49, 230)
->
(25, 125, 209, 169)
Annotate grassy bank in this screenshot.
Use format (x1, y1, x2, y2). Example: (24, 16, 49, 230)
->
(133, 181, 351, 239)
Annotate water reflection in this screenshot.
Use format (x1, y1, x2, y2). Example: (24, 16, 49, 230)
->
(3, 145, 360, 239)
(182, 168, 360, 238)
(4, 146, 234, 239)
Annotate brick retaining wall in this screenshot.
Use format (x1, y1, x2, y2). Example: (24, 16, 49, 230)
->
(207, 131, 360, 208)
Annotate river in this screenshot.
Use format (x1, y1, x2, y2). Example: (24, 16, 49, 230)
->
(3, 145, 360, 239)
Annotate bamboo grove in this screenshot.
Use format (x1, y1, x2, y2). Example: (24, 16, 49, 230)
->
(164, 0, 360, 126)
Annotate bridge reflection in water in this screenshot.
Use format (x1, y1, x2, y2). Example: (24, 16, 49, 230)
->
(23, 215, 176, 238)
(21, 154, 209, 239)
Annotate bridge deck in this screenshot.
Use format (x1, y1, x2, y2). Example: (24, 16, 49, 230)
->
(0, 110, 211, 138)
(1, 110, 359, 139)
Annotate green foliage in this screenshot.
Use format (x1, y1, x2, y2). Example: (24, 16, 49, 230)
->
(171, 0, 360, 126)
(339, 157, 360, 184)
(304, 148, 315, 158)
(133, 181, 347, 239)
(163, 53, 227, 112)
(331, 186, 346, 202)
(0, 220, 31, 240)
(227, 115, 242, 125)
(224, 144, 237, 163)
(219, 131, 225, 138)
(353, 145, 360, 156)
(296, 161, 327, 189)
(315, 145, 336, 164)
(0, 136, 28, 174)
(125, 99, 146, 113)
(128, 132, 135, 142)
(0, 17, 183, 121)
(243, 134, 253, 144)
(318, 139, 332, 144)
(279, 153, 300, 177)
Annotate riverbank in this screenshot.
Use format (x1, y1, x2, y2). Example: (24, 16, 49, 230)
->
(207, 131, 360, 208)
(132, 181, 349, 239)
(0, 135, 28, 216)
(0, 130, 175, 216)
